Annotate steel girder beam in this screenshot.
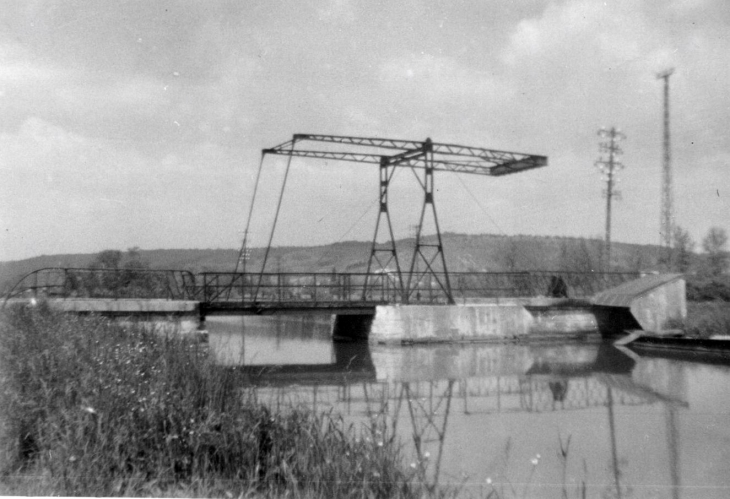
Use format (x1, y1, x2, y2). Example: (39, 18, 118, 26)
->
(262, 134, 547, 177)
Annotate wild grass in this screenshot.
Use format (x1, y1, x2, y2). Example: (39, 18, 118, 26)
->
(674, 301, 730, 338)
(0, 304, 423, 497)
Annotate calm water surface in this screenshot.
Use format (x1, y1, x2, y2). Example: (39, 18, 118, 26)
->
(207, 315, 730, 498)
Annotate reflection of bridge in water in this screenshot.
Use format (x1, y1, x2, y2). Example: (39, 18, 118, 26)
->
(229, 342, 682, 416)
(217, 338, 689, 494)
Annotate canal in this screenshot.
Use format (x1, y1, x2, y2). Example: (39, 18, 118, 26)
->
(206, 315, 730, 498)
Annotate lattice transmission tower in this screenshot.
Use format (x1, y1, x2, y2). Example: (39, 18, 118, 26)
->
(596, 127, 626, 270)
(657, 68, 675, 254)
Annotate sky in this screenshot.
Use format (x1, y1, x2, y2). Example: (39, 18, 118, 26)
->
(1, 0, 728, 262)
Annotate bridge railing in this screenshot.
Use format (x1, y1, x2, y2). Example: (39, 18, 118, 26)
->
(200, 272, 404, 304)
(200, 270, 640, 305)
(3, 267, 199, 303)
(450, 271, 639, 300)
(4, 268, 640, 306)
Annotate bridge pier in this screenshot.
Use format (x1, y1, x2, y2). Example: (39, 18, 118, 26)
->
(343, 274, 687, 344)
(592, 273, 686, 335)
(366, 299, 599, 344)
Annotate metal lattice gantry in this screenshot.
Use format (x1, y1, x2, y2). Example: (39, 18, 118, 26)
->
(259, 134, 548, 304)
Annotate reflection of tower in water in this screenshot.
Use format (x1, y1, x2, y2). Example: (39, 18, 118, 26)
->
(665, 362, 684, 499)
(402, 381, 454, 492)
(548, 380, 568, 403)
(210, 334, 694, 495)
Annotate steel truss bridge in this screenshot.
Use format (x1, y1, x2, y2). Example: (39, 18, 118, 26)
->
(240, 134, 548, 306)
(4, 134, 636, 313)
(4, 267, 639, 315)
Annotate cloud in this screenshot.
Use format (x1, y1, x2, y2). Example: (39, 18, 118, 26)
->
(0, 39, 59, 85)
(379, 52, 510, 100)
(501, 1, 645, 69)
(0, 41, 177, 142)
(317, 0, 357, 24)
(54, 75, 171, 118)
(1, 1, 728, 259)
(0, 116, 248, 259)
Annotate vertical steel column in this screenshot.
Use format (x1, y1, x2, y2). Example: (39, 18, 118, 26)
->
(364, 158, 404, 301)
(657, 68, 675, 263)
(407, 139, 454, 304)
(256, 143, 295, 301)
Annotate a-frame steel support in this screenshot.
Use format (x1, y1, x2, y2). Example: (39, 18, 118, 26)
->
(406, 139, 454, 303)
(363, 158, 405, 300)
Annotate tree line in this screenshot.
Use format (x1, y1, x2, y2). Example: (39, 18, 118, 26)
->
(64, 248, 172, 298)
(670, 226, 729, 301)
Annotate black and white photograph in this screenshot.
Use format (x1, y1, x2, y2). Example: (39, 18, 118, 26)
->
(1, 1, 729, 497)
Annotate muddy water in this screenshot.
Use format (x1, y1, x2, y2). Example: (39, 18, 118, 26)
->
(207, 315, 730, 498)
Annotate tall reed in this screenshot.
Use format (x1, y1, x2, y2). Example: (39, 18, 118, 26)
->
(0, 304, 417, 497)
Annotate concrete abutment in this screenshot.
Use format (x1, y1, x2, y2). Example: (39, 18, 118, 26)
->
(331, 274, 687, 344)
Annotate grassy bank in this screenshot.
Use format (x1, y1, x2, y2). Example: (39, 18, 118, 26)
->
(0, 305, 420, 497)
(679, 301, 730, 338)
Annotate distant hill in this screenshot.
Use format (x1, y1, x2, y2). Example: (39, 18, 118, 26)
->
(0, 234, 669, 294)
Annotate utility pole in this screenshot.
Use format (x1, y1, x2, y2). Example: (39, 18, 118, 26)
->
(236, 229, 252, 274)
(596, 127, 626, 270)
(657, 68, 675, 262)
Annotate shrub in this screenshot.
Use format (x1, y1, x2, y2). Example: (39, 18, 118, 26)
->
(677, 302, 730, 338)
(686, 275, 730, 302)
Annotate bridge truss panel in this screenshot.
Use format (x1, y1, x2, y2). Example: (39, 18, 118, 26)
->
(263, 134, 547, 177)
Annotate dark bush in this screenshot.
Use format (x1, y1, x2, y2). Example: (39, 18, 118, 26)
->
(686, 276, 730, 302)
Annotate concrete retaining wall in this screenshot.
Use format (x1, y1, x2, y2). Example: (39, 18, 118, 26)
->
(365, 274, 687, 344)
(367, 301, 598, 344)
(592, 273, 686, 333)
(629, 278, 686, 332)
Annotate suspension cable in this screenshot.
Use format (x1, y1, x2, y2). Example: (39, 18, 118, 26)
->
(305, 166, 403, 272)
(233, 152, 266, 273)
(255, 147, 295, 299)
(306, 197, 378, 272)
(455, 174, 506, 235)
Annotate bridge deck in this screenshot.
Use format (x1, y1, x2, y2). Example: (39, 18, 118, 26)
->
(4, 268, 642, 318)
(202, 300, 381, 316)
(45, 298, 198, 316)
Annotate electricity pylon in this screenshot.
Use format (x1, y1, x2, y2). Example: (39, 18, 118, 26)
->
(596, 127, 626, 270)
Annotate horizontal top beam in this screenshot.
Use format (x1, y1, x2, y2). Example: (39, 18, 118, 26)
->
(262, 134, 547, 176)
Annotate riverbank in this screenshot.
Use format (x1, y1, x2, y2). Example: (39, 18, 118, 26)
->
(0, 305, 430, 498)
(673, 301, 730, 338)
